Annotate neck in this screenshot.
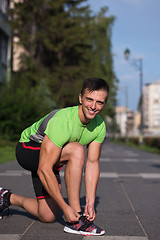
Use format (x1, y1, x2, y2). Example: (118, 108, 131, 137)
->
(78, 105, 90, 125)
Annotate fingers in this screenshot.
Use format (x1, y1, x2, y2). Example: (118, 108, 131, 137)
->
(64, 207, 80, 223)
(75, 212, 81, 221)
(87, 214, 95, 221)
(84, 204, 96, 221)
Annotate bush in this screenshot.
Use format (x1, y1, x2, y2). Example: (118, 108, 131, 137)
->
(115, 136, 160, 150)
(0, 80, 56, 141)
(143, 137, 160, 149)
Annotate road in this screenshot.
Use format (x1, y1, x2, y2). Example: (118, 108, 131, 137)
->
(0, 141, 160, 240)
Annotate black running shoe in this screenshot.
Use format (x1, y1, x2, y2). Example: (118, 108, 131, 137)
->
(0, 187, 12, 219)
(64, 214, 105, 236)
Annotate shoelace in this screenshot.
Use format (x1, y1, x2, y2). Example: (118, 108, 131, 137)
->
(78, 215, 93, 231)
(0, 190, 8, 206)
(0, 190, 11, 218)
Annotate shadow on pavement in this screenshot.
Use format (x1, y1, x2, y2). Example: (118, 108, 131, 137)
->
(151, 164, 160, 168)
(2, 195, 100, 226)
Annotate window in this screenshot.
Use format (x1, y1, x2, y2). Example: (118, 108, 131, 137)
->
(153, 110, 160, 114)
(0, 30, 8, 66)
(153, 120, 160, 126)
(153, 104, 160, 109)
(0, 0, 9, 14)
(0, 30, 8, 83)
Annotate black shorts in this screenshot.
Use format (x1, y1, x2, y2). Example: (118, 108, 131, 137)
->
(16, 140, 61, 199)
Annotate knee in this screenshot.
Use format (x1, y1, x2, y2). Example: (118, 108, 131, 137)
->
(39, 212, 56, 223)
(37, 198, 59, 223)
(69, 142, 85, 166)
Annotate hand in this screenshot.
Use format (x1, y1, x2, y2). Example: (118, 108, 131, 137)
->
(63, 206, 80, 223)
(84, 202, 96, 221)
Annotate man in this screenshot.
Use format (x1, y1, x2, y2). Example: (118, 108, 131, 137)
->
(0, 78, 109, 236)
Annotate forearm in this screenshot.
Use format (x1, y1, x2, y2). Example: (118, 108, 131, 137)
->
(85, 161, 100, 204)
(38, 167, 68, 212)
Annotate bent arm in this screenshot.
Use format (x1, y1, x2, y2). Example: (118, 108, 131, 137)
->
(85, 141, 102, 220)
(37, 135, 79, 222)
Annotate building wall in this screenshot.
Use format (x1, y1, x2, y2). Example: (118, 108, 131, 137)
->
(10, 0, 25, 72)
(116, 106, 141, 137)
(143, 79, 160, 135)
(0, 0, 12, 87)
(116, 106, 128, 136)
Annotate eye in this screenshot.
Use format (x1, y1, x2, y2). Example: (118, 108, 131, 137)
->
(86, 97, 92, 102)
(97, 101, 104, 105)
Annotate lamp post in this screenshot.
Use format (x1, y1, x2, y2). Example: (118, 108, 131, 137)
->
(124, 49, 143, 143)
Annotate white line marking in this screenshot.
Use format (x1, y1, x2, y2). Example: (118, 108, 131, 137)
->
(140, 173, 160, 179)
(100, 172, 118, 178)
(6, 170, 30, 175)
(100, 158, 111, 162)
(124, 151, 139, 157)
(0, 170, 30, 176)
(100, 158, 160, 163)
(0, 234, 21, 240)
(99, 172, 160, 179)
(0, 173, 22, 176)
(1, 170, 160, 179)
(123, 159, 139, 162)
(119, 174, 140, 178)
(83, 236, 148, 240)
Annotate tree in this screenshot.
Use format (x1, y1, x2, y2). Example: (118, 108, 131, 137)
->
(0, 77, 56, 140)
(10, 0, 92, 106)
(84, 7, 118, 117)
(0, 0, 118, 139)
(10, 1, 117, 108)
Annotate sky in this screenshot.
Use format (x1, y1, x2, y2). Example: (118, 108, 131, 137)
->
(86, 0, 160, 111)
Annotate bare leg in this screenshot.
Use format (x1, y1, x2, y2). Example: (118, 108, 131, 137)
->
(60, 142, 85, 212)
(9, 142, 84, 222)
(10, 194, 59, 222)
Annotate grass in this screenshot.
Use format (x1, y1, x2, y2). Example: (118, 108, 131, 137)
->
(0, 140, 17, 164)
(114, 139, 160, 155)
(0, 138, 159, 164)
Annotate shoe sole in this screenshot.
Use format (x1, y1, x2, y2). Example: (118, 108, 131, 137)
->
(64, 226, 105, 236)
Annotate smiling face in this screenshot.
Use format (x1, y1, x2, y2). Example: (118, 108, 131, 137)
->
(78, 89, 108, 124)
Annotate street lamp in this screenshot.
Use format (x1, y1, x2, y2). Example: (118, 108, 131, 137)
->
(124, 48, 143, 143)
(124, 48, 130, 60)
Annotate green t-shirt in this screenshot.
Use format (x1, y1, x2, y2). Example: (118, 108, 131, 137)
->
(19, 106, 106, 148)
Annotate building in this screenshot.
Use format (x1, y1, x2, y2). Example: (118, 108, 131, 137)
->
(143, 79, 160, 135)
(10, 0, 26, 72)
(116, 106, 128, 137)
(115, 106, 140, 137)
(0, 0, 12, 88)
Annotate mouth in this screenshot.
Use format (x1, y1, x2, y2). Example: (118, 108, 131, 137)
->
(88, 109, 97, 115)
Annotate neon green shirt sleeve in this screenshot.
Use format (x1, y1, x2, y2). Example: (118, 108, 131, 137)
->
(93, 120, 106, 143)
(44, 111, 71, 148)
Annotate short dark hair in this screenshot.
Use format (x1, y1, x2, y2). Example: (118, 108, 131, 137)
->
(81, 78, 109, 102)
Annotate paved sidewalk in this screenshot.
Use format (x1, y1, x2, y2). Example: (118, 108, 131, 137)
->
(0, 141, 160, 240)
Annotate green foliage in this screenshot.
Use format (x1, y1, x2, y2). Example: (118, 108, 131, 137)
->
(82, 7, 118, 117)
(0, 140, 16, 163)
(0, 74, 56, 140)
(143, 137, 160, 149)
(9, 0, 117, 108)
(10, 0, 92, 107)
(115, 137, 160, 151)
(2, 0, 118, 140)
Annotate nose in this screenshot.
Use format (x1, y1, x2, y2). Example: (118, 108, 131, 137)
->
(90, 101, 96, 110)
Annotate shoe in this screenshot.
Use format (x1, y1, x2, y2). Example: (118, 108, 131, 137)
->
(0, 187, 12, 219)
(64, 214, 105, 236)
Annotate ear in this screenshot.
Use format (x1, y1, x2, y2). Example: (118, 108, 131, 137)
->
(79, 94, 82, 104)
